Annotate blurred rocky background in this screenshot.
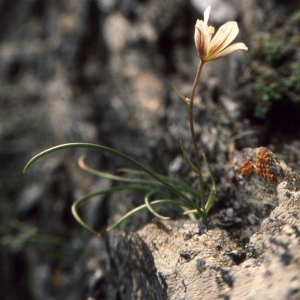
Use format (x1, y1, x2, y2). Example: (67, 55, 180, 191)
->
(0, 0, 299, 299)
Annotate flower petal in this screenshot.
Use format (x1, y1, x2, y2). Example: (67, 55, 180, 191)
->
(195, 20, 210, 60)
(206, 42, 248, 61)
(195, 19, 204, 30)
(209, 22, 239, 56)
(203, 6, 211, 30)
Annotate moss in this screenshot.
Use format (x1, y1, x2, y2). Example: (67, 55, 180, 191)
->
(248, 10, 300, 119)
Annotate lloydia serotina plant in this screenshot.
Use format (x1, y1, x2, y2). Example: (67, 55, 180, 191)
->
(174, 5, 248, 215)
(23, 6, 247, 236)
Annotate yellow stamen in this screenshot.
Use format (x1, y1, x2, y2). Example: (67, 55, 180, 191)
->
(208, 26, 215, 34)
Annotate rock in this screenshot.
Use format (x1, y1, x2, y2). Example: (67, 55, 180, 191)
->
(109, 230, 167, 299)
(96, 0, 118, 13)
(2, 0, 300, 299)
(110, 221, 239, 299)
(103, 13, 131, 53)
(219, 95, 241, 121)
(108, 147, 300, 299)
(17, 184, 43, 215)
(191, 0, 238, 24)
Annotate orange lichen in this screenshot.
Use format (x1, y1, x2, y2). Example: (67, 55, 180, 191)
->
(255, 149, 275, 182)
(238, 158, 253, 176)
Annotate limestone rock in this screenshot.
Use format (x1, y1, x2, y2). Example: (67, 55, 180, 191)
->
(109, 148, 300, 299)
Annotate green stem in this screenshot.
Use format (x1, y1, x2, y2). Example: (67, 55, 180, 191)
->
(189, 60, 205, 209)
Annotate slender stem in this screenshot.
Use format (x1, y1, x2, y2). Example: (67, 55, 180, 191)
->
(189, 60, 205, 209)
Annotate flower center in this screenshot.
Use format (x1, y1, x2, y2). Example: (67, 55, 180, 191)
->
(208, 26, 215, 35)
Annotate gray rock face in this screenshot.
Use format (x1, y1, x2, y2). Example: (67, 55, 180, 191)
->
(109, 148, 300, 300)
(191, 0, 238, 24)
(1, 0, 299, 299)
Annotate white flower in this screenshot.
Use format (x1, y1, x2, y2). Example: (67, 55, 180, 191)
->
(194, 6, 248, 62)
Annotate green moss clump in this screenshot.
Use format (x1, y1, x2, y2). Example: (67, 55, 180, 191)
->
(248, 10, 300, 119)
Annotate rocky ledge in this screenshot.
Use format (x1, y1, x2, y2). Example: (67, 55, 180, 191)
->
(107, 148, 300, 300)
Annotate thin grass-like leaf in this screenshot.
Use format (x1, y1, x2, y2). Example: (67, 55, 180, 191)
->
(119, 167, 202, 198)
(203, 153, 217, 212)
(79, 155, 164, 187)
(71, 185, 159, 236)
(106, 199, 187, 232)
(180, 140, 206, 212)
(172, 82, 190, 104)
(23, 143, 204, 218)
(144, 191, 170, 220)
(180, 141, 200, 175)
(183, 209, 197, 215)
